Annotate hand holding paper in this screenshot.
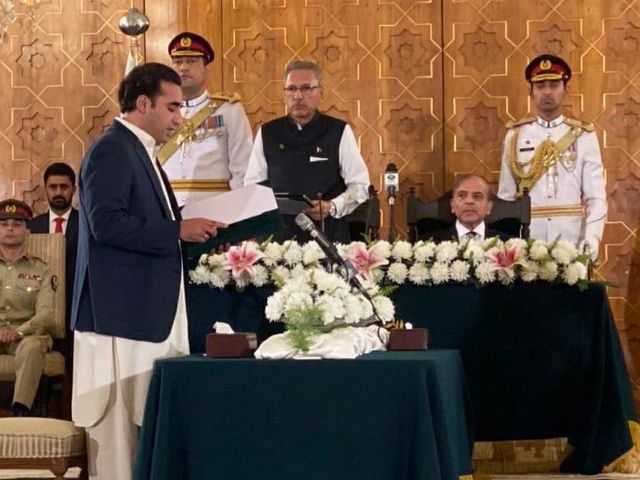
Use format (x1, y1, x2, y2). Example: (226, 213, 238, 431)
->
(181, 184, 278, 225)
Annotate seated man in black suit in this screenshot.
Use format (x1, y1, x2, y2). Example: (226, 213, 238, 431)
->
(431, 174, 509, 242)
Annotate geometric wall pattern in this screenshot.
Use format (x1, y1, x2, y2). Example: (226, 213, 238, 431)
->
(0, 0, 141, 212)
(2, 0, 640, 412)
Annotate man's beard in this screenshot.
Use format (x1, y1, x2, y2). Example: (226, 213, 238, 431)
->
(50, 196, 70, 210)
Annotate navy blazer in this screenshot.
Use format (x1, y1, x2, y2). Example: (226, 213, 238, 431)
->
(71, 120, 182, 342)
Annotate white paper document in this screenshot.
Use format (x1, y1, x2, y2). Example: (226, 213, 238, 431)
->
(180, 184, 277, 224)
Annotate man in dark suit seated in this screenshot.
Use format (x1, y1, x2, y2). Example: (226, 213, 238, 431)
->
(30, 162, 78, 368)
(431, 174, 510, 242)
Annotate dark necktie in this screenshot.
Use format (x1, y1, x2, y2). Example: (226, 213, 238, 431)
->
(156, 159, 182, 221)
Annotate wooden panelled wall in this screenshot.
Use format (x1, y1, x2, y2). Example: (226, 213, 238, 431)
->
(2, 0, 640, 409)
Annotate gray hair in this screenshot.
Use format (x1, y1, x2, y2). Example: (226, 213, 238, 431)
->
(283, 60, 323, 87)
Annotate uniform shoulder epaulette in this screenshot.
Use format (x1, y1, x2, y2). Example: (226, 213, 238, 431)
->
(506, 116, 535, 129)
(29, 254, 48, 265)
(210, 92, 242, 104)
(564, 117, 595, 132)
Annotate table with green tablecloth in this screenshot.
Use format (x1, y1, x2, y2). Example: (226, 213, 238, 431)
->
(185, 281, 636, 474)
(134, 351, 473, 480)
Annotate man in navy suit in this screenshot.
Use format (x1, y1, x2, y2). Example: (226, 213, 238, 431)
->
(71, 63, 224, 480)
(30, 162, 79, 370)
(431, 174, 509, 242)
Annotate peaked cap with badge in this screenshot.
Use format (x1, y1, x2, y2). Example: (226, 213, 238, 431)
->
(0, 199, 33, 221)
(168, 31, 215, 65)
(525, 54, 572, 83)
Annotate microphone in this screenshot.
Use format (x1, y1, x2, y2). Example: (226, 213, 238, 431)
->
(295, 212, 343, 266)
(296, 212, 382, 325)
(384, 163, 399, 205)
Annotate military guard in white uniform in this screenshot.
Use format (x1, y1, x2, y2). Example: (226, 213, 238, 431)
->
(498, 54, 607, 260)
(160, 32, 253, 207)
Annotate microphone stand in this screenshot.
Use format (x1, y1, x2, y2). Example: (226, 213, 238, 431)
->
(317, 192, 325, 234)
(388, 190, 397, 242)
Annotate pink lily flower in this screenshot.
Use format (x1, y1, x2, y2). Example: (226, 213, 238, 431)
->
(347, 243, 389, 280)
(223, 243, 263, 278)
(489, 243, 521, 270)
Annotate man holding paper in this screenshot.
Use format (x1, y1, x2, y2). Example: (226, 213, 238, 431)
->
(71, 63, 224, 480)
(244, 60, 370, 243)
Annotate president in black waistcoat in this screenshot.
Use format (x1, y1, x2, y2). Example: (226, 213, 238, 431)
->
(244, 60, 370, 243)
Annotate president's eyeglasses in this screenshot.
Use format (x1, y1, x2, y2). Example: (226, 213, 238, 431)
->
(283, 84, 321, 96)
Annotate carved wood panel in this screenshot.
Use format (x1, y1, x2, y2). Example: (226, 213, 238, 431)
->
(0, 0, 143, 212)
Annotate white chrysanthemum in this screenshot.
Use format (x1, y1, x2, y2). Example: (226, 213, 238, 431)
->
(271, 265, 291, 285)
(251, 265, 269, 287)
(413, 241, 436, 262)
(336, 243, 351, 258)
(198, 253, 208, 265)
(265, 293, 286, 321)
(551, 241, 576, 265)
(430, 261, 450, 284)
(289, 263, 307, 280)
(372, 296, 395, 323)
(482, 237, 503, 250)
(450, 260, 470, 282)
(463, 243, 485, 263)
(505, 238, 527, 252)
(538, 261, 559, 281)
(372, 268, 386, 284)
(391, 240, 413, 260)
(208, 269, 230, 289)
(302, 242, 325, 265)
(189, 265, 209, 285)
(387, 262, 408, 284)
(262, 242, 284, 266)
(435, 241, 458, 263)
(283, 291, 313, 316)
(282, 240, 303, 266)
(562, 262, 587, 285)
(496, 268, 516, 286)
(529, 240, 549, 261)
(474, 261, 495, 284)
(314, 269, 349, 294)
(408, 263, 430, 285)
(344, 294, 366, 324)
(316, 294, 345, 325)
(207, 253, 225, 268)
(520, 260, 539, 282)
(371, 240, 392, 259)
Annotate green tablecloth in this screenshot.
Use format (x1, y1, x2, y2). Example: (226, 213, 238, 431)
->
(185, 282, 636, 474)
(134, 351, 473, 480)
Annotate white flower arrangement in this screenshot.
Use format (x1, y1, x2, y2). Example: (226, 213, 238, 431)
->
(264, 267, 394, 351)
(190, 236, 591, 291)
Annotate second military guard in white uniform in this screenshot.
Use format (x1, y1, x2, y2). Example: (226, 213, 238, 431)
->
(160, 32, 253, 207)
(498, 54, 607, 260)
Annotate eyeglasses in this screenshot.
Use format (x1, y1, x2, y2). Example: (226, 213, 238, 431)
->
(283, 85, 321, 95)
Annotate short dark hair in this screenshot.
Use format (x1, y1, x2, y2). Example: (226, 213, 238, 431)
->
(118, 62, 182, 113)
(283, 60, 323, 87)
(44, 162, 76, 185)
(452, 174, 493, 199)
